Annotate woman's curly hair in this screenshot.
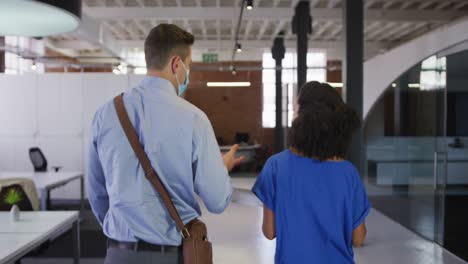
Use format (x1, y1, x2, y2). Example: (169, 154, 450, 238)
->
(289, 81, 360, 160)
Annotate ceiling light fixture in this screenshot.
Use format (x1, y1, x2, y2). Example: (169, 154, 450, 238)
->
(246, 0, 254, 10)
(328, 82, 343, 88)
(112, 67, 120, 75)
(0, 0, 81, 37)
(207, 82, 251, 87)
(231, 65, 237, 75)
(408, 83, 421, 88)
(236, 43, 242, 53)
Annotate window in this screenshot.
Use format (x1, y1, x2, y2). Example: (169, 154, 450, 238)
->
(420, 55, 446, 91)
(262, 52, 326, 128)
(4, 36, 44, 74)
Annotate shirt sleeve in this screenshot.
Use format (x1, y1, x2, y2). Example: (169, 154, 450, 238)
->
(251, 158, 276, 211)
(192, 113, 232, 214)
(351, 169, 371, 229)
(87, 111, 109, 226)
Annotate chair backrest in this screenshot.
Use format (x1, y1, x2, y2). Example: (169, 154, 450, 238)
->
(29, 147, 47, 172)
(216, 137, 225, 146)
(235, 132, 250, 144)
(0, 184, 34, 211)
(0, 178, 39, 211)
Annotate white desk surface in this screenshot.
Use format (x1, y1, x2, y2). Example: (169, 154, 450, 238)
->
(220, 145, 260, 163)
(220, 144, 261, 151)
(0, 171, 83, 190)
(0, 211, 79, 264)
(0, 211, 78, 233)
(0, 233, 44, 264)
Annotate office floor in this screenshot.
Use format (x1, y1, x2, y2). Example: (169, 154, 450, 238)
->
(369, 190, 468, 262)
(22, 176, 467, 264)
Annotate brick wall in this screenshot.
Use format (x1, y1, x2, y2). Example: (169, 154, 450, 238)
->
(186, 61, 264, 145)
(186, 60, 343, 152)
(327, 60, 343, 95)
(327, 60, 342, 83)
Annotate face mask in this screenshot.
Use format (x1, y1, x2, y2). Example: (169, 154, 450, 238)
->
(175, 61, 190, 96)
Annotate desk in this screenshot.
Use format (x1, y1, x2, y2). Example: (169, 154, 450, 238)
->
(0, 172, 84, 211)
(367, 159, 468, 185)
(220, 145, 260, 163)
(0, 211, 80, 264)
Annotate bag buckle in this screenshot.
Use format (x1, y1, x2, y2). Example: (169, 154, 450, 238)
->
(181, 227, 191, 239)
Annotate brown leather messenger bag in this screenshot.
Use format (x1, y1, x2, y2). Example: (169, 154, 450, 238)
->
(114, 94, 213, 264)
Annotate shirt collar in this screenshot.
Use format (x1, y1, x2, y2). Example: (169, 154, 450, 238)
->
(140, 76, 177, 96)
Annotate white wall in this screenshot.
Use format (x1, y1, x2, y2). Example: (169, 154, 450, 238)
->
(0, 73, 145, 199)
(364, 16, 468, 118)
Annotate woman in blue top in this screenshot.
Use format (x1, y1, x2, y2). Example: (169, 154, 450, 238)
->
(252, 81, 371, 264)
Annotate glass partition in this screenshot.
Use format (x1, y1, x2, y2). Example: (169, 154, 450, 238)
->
(364, 43, 468, 261)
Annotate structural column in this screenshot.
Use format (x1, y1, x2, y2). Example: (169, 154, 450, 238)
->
(272, 34, 285, 153)
(292, 0, 312, 92)
(395, 74, 409, 136)
(0, 37, 5, 73)
(342, 0, 364, 172)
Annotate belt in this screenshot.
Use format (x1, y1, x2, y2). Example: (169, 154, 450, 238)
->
(107, 238, 180, 253)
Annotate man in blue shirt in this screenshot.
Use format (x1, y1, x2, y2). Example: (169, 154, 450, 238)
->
(87, 24, 243, 263)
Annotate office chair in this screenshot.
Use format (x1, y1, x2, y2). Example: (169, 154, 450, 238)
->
(234, 132, 250, 144)
(0, 179, 45, 259)
(0, 182, 37, 211)
(29, 147, 48, 172)
(255, 144, 272, 172)
(216, 137, 226, 146)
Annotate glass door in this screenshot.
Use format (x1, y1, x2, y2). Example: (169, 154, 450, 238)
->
(364, 55, 447, 243)
(363, 46, 468, 260)
(439, 48, 468, 261)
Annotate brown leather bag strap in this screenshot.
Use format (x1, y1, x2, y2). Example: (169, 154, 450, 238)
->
(113, 94, 189, 237)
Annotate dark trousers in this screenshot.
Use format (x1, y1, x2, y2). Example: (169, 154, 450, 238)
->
(104, 247, 182, 264)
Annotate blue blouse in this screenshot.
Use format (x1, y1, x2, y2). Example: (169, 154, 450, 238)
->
(252, 150, 371, 264)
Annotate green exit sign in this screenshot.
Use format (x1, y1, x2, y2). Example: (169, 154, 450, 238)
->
(202, 53, 218, 63)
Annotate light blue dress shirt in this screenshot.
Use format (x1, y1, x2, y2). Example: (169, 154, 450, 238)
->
(87, 76, 232, 246)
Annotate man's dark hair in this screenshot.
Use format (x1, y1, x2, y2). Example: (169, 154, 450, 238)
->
(289, 81, 361, 160)
(144, 24, 195, 70)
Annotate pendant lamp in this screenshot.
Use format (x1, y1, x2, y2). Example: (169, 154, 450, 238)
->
(0, 0, 81, 37)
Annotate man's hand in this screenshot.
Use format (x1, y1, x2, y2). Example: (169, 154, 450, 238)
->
(222, 144, 244, 172)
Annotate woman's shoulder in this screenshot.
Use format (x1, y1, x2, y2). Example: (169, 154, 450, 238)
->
(259, 150, 294, 173)
(331, 159, 358, 171)
(333, 160, 362, 186)
(265, 150, 295, 164)
(325, 160, 360, 179)
(264, 150, 359, 174)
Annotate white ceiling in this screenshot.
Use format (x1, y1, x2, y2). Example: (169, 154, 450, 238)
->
(45, 0, 468, 65)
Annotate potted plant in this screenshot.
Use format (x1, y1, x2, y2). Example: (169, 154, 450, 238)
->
(4, 187, 24, 221)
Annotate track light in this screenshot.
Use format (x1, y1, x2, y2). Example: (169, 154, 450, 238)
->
(236, 43, 242, 53)
(246, 0, 253, 10)
(112, 66, 120, 75)
(117, 63, 128, 74)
